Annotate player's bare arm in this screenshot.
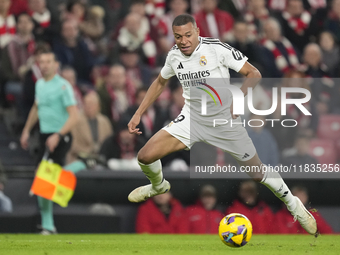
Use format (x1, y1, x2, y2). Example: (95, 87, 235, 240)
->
(231, 62, 262, 119)
(46, 105, 79, 153)
(20, 102, 39, 150)
(128, 74, 168, 135)
(238, 62, 262, 95)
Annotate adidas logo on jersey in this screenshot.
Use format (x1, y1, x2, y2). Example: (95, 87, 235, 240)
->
(177, 62, 184, 69)
(242, 153, 250, 159)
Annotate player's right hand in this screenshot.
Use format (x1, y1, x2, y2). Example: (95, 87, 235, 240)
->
(128, 114, 142, 135)
(20, 130, 30, 150)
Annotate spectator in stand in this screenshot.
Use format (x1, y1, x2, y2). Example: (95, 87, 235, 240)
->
(66, 91, 112, 164)
(194, 0, 234, 41)
(226, 180, 275, 234)
(268, 0, 327, 12)
(155, 0, 187, 65)
(128, 0, 150, 36)
(145, 0, 166, 21)
(275, 185, 333, 234)
(190, 0, 201, 14)
(82, 5, 106, 63)
(281, 135, 318, 166)
(0, 177, 12, 213)
(162, 0, 189, 46)
(227, 20, 264, 77)
(21, 42, 50, 118)
(267, 0, 287, 12)
(100, 117, 146, 170)
(244, 0, 271, 39)
(261, 18, 300, 78)
(64, 1, 105, 48)
(132, 0, 168, 41)
(116, 12, 157, 67)
(128, 0, 168, 60)
(247, 114, 280, 167)
(267, 89, 298, 151)
(0, 0, 15, 49)
(28, 0, 59, 43)
(302, 43, 338, 114)
(0, 13, 34, 118)
(0, 0, 14, 107)
(135, 192, 187, 233)
(241, 81, 271, 120)
(218, 0, 244, 19)
(318, 31, 339, 77)
(155, 86, 171, 118)
(324, 0, 340, 42)
(1, 13, 35, 84)
(185, 185, 224, 234)
(279, 0, 318, 53)
(303, 42, 330, 78)
(118, 47, 152, 90)
(166, 82, 185, 123)
(60, 66, 84, 111)
(64, 0, 87, 22)
(97, 64, 133, 126)
(118, 0, 167, 49)
(283, 69, 319, 135)
(53, 19, 94, 84)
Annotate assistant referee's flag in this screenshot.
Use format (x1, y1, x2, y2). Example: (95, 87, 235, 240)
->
(30, 156, 77, 207)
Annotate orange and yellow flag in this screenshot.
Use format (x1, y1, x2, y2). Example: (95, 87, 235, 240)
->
(30, 160, 77, 207)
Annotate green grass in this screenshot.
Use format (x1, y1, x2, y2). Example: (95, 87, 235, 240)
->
(0, 234, 339, 255)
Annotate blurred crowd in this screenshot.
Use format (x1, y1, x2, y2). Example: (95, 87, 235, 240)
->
(135, 181, 333, 234)
(0, 0, 340, 170)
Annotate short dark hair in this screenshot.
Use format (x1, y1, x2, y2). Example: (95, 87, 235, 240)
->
(234, 18, 247, 26)
(39, 50, 59, 62)
(16, 12, 33, 23)
(135, 87, 147, 98)
(61, 65, 76, 75)
(66, 0, 87, 12)
(34, 42, 51, 55)
(291, 185, 308, 195)
(172, 14, 196, 27)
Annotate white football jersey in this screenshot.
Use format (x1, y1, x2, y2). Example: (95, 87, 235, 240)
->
(160, 37, 248, 126)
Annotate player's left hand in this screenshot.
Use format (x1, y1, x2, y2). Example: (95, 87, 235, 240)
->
(230, 101, 240, 119)
(46, 133, 60, 153)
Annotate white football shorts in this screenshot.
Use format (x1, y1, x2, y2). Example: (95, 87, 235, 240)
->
(162, 107, 256, 162)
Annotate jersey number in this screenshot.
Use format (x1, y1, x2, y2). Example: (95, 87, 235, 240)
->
(232, 49, 244, 61)
(173, 115, 185, 123)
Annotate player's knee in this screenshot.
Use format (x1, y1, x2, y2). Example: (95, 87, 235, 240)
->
(137, 149, 154, 165)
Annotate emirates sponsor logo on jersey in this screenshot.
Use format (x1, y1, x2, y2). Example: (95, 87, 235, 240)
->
(178, 70, 211, 81)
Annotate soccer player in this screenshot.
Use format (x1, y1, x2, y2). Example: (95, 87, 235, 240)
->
(20, 51, 87, 234)
(127, 14, 318, 236)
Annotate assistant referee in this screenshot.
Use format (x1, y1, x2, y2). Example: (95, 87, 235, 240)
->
(20, 50, 80, 234)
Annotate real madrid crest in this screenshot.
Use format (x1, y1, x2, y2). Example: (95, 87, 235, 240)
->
(200, 56, 207, 66)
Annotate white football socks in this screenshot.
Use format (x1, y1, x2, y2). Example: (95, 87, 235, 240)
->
(260, 164, 297, 211)
(138, 159, 164, 189)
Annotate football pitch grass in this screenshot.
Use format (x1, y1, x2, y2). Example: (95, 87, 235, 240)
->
(0, 234, 339, 255)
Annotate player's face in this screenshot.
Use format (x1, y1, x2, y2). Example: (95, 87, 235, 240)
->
(173, 22, 200, 56)
(38, 53, 58, 78)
